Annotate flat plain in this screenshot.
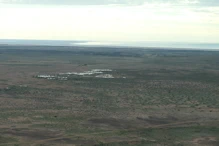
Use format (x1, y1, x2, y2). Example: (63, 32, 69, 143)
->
(0, 46, 219, 146)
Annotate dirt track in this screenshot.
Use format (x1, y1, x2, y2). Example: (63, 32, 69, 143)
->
(1, 119, 218, 146)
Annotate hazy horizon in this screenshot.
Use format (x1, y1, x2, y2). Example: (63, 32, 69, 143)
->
(0, 39, 219, 50)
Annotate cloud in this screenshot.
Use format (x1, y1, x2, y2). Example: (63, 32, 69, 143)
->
(0, 0, 144, 5)
(199, 0, 219, 6)
(180, 0, 200, 4)
(1, 0, 218, 8)
(0, 0, 218, 7)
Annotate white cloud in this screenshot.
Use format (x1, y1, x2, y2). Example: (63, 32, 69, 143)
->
(180, 0, 200, 4)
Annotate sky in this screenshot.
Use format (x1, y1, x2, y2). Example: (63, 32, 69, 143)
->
(0, 0, 219, 47)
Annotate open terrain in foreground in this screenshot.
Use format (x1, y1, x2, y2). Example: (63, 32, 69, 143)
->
(0, 46, 219, 146)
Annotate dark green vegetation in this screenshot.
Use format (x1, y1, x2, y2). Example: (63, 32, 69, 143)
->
(0, 46, 219, 146)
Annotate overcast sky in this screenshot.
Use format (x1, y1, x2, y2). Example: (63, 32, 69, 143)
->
(0, 0, 218, 45)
